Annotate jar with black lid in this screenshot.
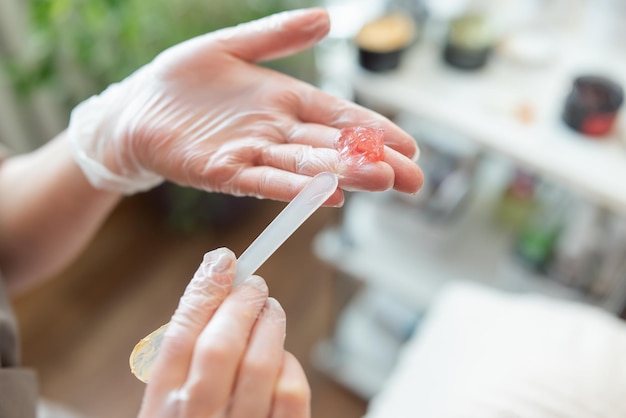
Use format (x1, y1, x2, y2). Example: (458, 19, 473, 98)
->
(443, 13, 493, 70)
(562, 75, 624, 138)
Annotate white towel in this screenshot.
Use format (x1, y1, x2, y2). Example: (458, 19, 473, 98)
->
(365, 282, 626, 418)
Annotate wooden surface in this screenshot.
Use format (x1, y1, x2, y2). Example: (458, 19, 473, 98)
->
(12, 190, 367, 418)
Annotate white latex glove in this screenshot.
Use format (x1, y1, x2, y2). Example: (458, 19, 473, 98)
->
(68, 8, 423, 204)
(139, 247, 309, 418)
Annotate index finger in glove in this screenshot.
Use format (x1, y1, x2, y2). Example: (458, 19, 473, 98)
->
(259, 143, 394, 192)
(269, 123, 424, 194)
(145, 248, 236, 394)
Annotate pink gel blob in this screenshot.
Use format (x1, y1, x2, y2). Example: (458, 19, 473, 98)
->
(334, 126, 385, 166)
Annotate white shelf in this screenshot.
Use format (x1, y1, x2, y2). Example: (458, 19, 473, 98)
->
(313, 160, 624, 313)
(312, 339, 387, 399)
(311, 286, 418, 399)
(350, 40, 626, 216)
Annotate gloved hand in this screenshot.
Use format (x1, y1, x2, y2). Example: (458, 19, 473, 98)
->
(139, 247, 309, 418)
(68, 8, 423, 205)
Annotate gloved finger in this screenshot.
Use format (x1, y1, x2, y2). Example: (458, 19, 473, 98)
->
(383, 147, 425, 194)
(144, 248, 236, 397)
(271, 352, 311, 418)
(287, 122, 419, 161)
(218, 166, 345, 206)
(176, 8, 330, 66)
(224, 8, 330, 63)
(228, 297, 287, 418)
(292, 85, 419, 159)
(282, 122, 422, 193)
(259, 143, 394, 191)
(177, 275, 269, 416)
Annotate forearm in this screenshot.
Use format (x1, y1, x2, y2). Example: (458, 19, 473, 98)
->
(0, 131, 122, 295)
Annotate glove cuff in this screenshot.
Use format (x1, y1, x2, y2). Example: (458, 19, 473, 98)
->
(67, 86, 164, 195)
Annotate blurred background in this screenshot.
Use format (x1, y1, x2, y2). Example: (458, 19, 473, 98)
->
(2, 0, 626, 417)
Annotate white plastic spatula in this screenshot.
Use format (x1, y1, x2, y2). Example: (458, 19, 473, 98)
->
(233, 171, 339, 285)
(129, 172, 339, 382)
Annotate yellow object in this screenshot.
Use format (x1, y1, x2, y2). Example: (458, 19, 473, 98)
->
(356, 14, 415, 53)
(129, 323, 168, 383)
